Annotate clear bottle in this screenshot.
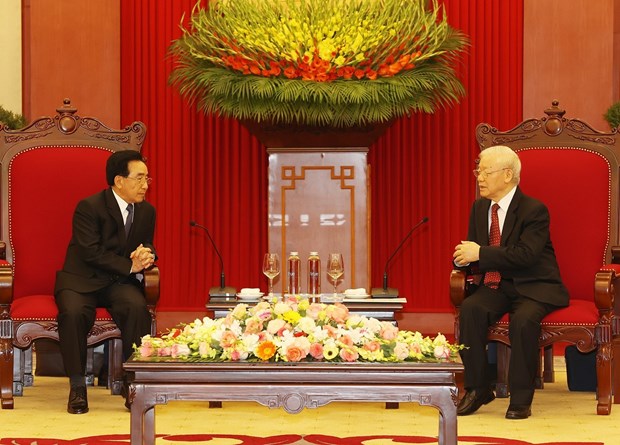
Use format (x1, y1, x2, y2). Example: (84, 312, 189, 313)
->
(307, 251, 321, 296)
(287, 251, 301, 295)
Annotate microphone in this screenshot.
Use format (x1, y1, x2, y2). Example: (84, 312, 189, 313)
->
(190, 220, 237, 300)
(371, 216, 429, 298)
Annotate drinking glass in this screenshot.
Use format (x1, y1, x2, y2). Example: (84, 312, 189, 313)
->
(262, 253, 280, 296)
(326, 253, 344, 296)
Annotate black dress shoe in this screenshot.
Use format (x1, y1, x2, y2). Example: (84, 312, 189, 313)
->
(505, 404, 531, 419)
(67, 385, 89, 414)
(457, 388, 495, 416)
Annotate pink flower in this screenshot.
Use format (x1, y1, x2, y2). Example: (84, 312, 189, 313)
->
(171, 343, 191, 358)
(410, 343, 422, 355)
(363, 340, 381, 352)
(323, 325, 338, 339)
(327, 303, 349, 324)
(285, 345, 306, 362)
(157, 346, 171, 356)
(267, 318, 286, 334)
(339, 347, 359, 362)
(220, 330, 237, 348)
(434, 345, 452, 359)
(380, 323, 399, 341)
(305, 303, 323, 320)
(394, 343, 409, 361)
(309, 342, 324, 360)
(339, 334, 354, 347)
(138, 342, 154, 357)
(230, 348, 247, 361)
(244, 318, 263, 334)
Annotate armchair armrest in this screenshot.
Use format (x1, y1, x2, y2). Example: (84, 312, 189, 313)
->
(0, 241, 12, 308)
(450, 269, 467, 308)
(143, 265, 160, 308)
(595, 263, 619, 311)
(611, 246, 620, 264)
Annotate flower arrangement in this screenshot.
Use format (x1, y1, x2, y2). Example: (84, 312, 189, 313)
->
(169, 0, 468, 128)
(134, 296, 463, 363)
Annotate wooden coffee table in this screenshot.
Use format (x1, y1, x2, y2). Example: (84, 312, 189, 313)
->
(124, 358, 463, 445)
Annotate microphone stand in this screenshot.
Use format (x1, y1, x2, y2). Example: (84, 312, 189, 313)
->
(190, 221, 237, 300)
(371, 216, 429, 298)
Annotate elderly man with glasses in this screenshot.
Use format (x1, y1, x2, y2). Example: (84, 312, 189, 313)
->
(54, 150, 156, 414)
(453, 145, 568, 420)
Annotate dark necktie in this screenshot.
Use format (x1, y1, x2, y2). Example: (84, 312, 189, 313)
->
(125, 204, 134, 236)
(484, 203, 501, 289)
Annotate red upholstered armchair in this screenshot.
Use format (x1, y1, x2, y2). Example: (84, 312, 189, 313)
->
(0, 99, 159, 409)
(450, 101, 619, 415)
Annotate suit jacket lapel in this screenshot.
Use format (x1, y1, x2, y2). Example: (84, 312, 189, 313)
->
(105, 188, 127, 241)
(501, 186, 522, 244)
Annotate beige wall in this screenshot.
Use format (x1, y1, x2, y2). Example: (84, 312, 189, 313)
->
(524, 0, 620, 129)
(0, 0, 22, 114)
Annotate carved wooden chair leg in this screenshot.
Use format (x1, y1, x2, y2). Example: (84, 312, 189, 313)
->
(109, 338, 124, 395)
(543, 345, 555, 383)
(85, 347, 95, 386)
(12, 347, 22, 396)
(495, 343, 510, 398)
(0, 337, 14, 409)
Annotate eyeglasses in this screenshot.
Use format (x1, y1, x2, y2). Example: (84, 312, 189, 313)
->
(124, 175, 153, 185)
(472, 168, 510, 179)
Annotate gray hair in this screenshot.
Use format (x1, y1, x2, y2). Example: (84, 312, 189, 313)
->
(479, 145, 521, 184)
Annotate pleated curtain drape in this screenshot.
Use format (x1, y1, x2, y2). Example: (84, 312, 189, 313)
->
(120, 0, 523, 312)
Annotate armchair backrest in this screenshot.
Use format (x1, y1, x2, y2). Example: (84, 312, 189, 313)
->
(476, 101, 620, 302)
(0, 99, 147, 299)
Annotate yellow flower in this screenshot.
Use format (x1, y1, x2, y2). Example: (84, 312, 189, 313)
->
(323, 343, 339, 360)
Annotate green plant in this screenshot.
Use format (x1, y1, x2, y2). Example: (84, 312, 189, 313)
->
(169, 0, 468, 128)
(0, 105, 27, 130)
(604, 101, 620, 130)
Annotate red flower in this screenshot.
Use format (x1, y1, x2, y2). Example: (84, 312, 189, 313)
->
(283, 66, 298, 79)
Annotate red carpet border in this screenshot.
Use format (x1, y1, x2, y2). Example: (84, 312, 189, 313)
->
(0, 434, 603, 445)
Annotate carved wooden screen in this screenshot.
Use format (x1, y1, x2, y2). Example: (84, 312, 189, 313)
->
(268, 148, 370, 295)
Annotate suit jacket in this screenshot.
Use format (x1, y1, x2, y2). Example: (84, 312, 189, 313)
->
(55, 188, 156, 295)
(465, 186, 569, 307)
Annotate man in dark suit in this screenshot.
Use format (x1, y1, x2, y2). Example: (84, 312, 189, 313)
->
(453, 145, 568, 420)
(55, 150, 156, 414)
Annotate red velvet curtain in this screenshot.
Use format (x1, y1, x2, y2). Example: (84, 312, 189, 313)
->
(120, 0, 523, 312)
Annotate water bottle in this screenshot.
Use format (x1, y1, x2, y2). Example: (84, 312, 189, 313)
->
(307, 251, 321, 296)
(287, 251, 301, 295)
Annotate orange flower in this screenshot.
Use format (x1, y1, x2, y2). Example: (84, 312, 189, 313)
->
(285, 345, 305, 362)
(256, 340, 277, 360)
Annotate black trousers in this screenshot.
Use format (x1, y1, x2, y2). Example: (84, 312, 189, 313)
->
(55, 282, 152, 378)
(458, 280, 557, 405)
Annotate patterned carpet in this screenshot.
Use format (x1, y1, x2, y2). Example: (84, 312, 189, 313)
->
(0, 434, 603, 444)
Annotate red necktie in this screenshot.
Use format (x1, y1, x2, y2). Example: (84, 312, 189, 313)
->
(484, 203, 501, 289)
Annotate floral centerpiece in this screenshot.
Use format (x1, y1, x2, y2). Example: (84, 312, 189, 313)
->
(134, 296, 463, 363)
(169, 0, 468, 128)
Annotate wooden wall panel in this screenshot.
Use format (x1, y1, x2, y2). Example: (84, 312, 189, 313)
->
(268, 150, 369, 295)
(22, 0, 120, 125)
(524, 0, 619, 129)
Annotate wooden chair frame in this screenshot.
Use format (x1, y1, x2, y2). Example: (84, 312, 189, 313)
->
(0, 99, 159, 409)
(450, 100, 619, 415)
